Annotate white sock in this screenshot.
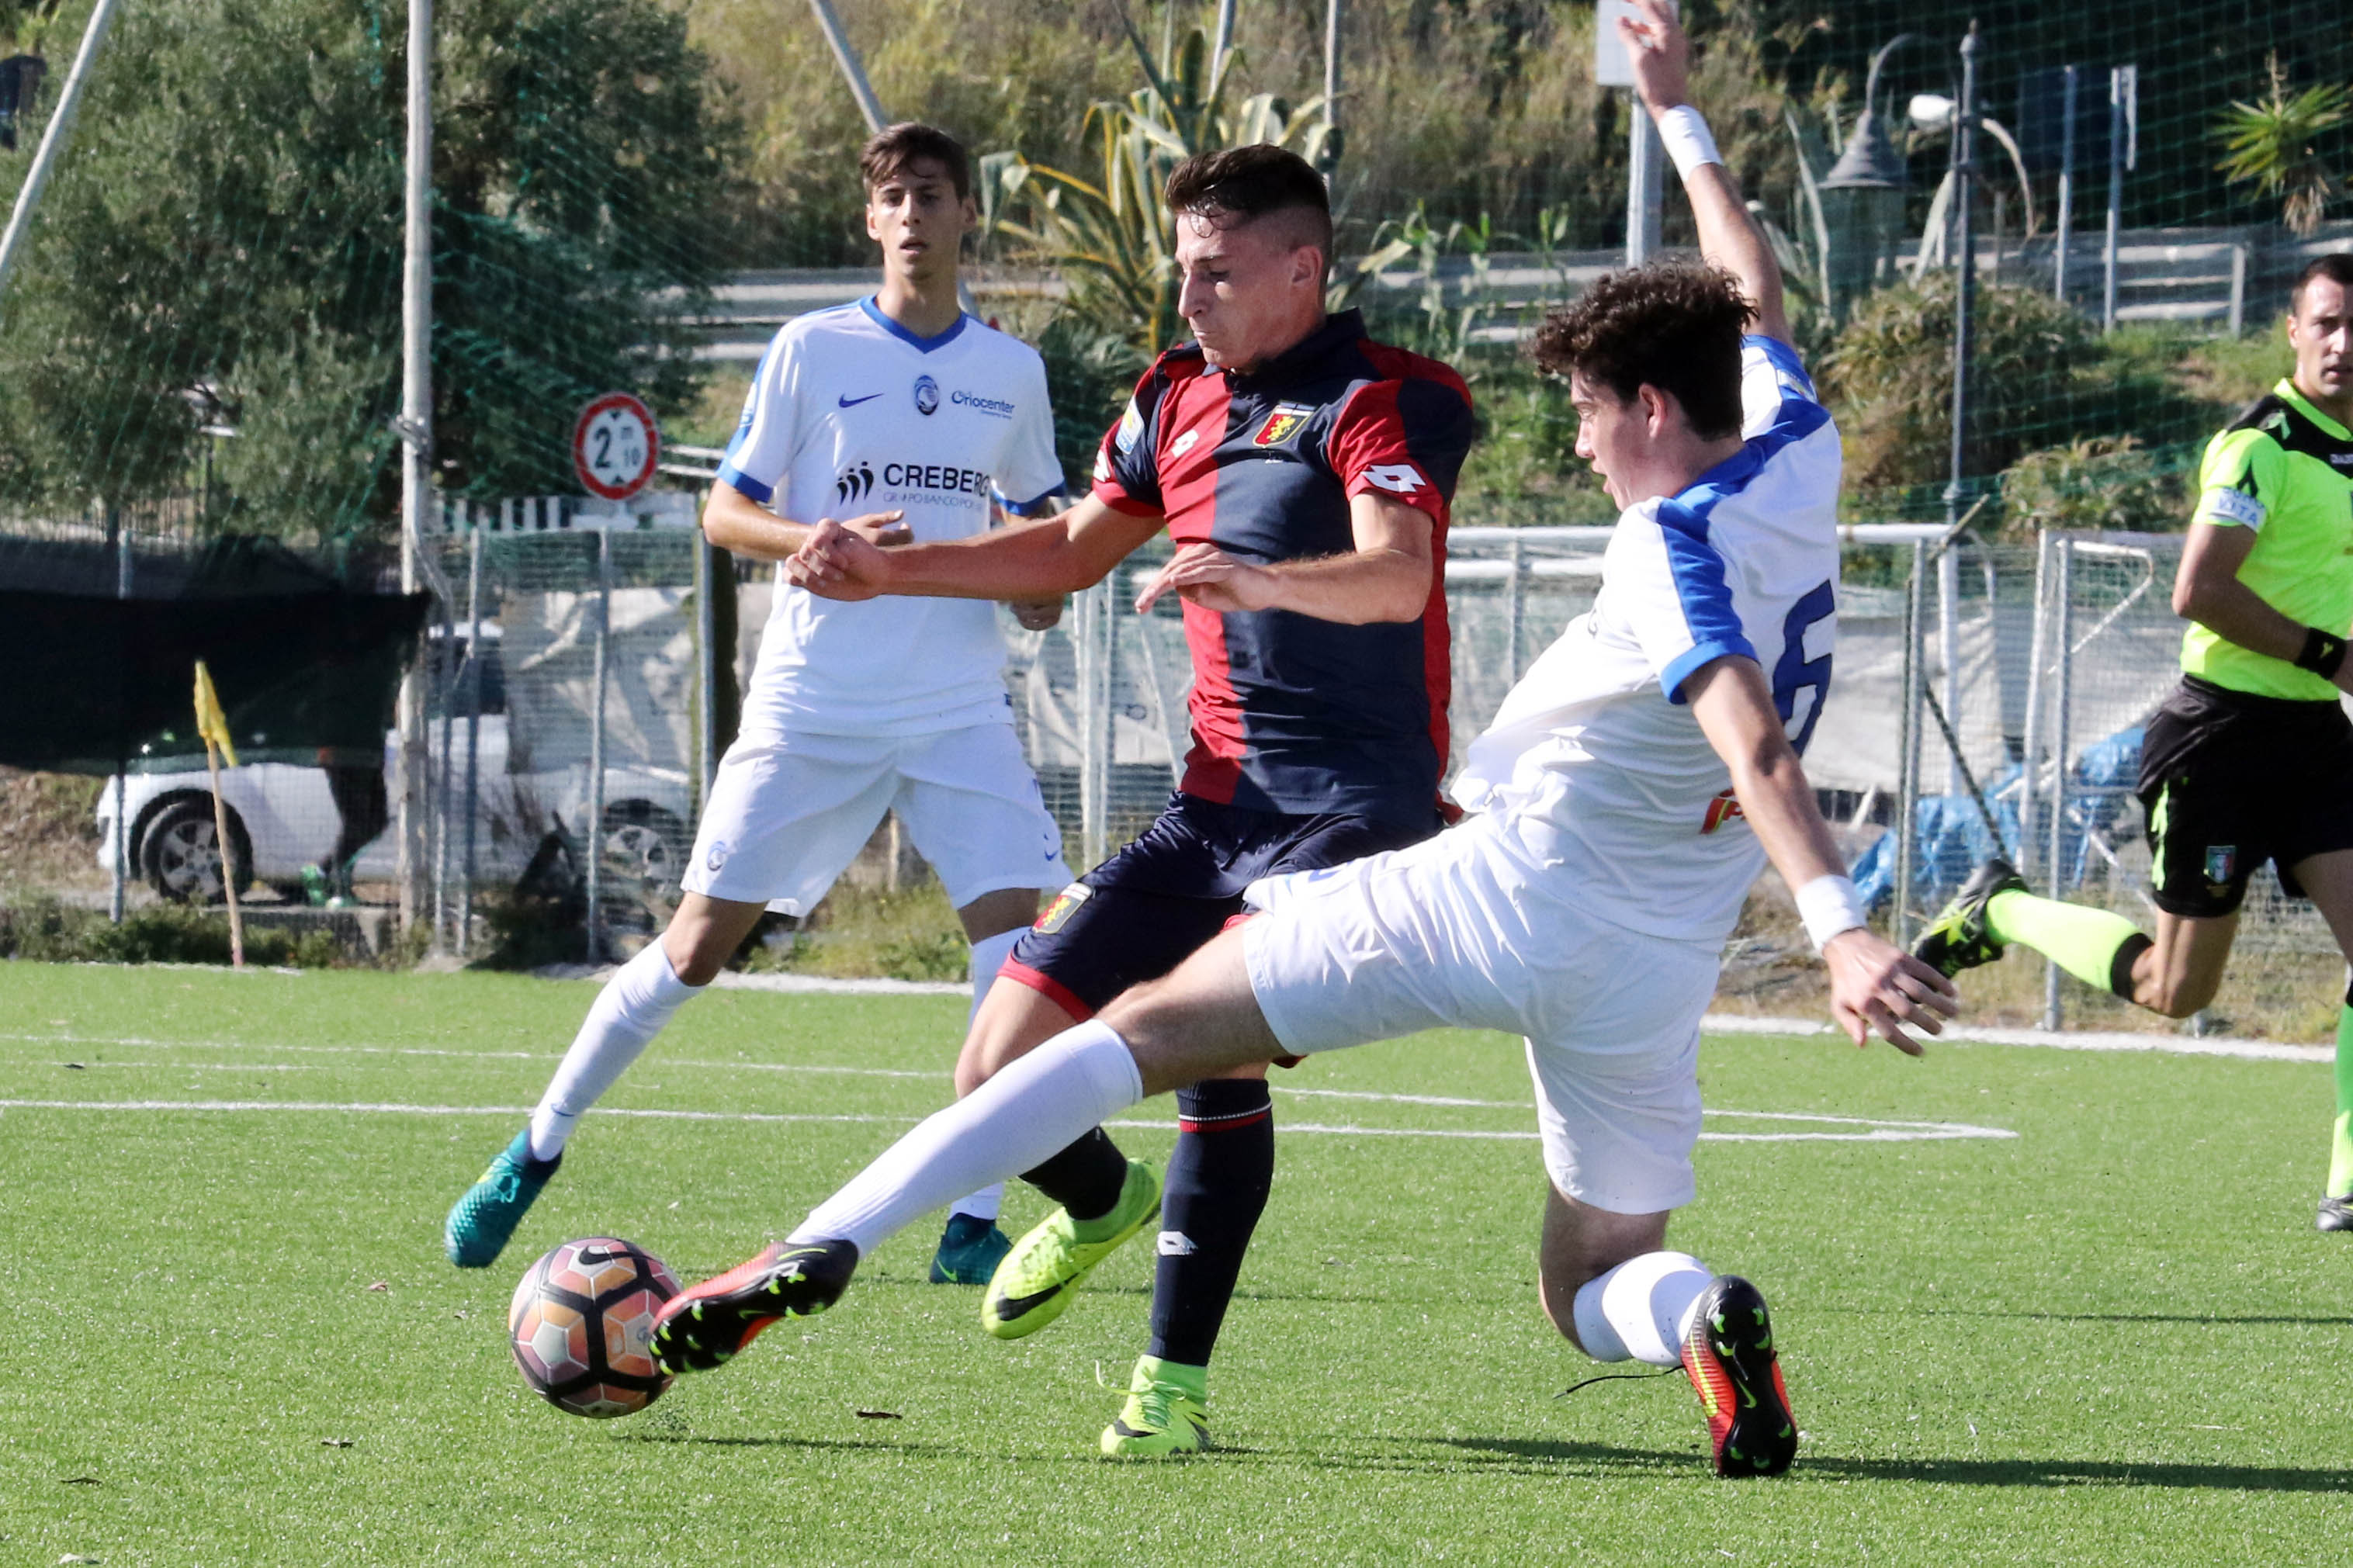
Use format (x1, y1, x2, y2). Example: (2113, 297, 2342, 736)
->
(944, 927, 1025, 1225)
(791, 1019, 1144, 1257)
(528, 942, 702, 1161)
(1570, 1251, 1713, 1368)
(967, 926, 1024, 1024)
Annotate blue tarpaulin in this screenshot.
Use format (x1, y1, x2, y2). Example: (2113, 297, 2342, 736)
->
(1852, 726, 2144, 910)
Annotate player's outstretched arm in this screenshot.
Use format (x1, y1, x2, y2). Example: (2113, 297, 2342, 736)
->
(1131, 491, 1433, 622)
(702, 480, 910, 563)
(1617, 0, 1790, 346)
(1683, 656, 1959, 1054)
(786, 490, 1166, 603)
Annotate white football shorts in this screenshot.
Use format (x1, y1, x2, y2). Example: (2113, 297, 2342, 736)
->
(1241, 815, 1716, 1214)
(682, 721, 1071, 916)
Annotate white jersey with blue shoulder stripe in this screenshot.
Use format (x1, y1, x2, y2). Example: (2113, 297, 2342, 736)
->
(1453, 335, 1839, 943)
(720, 298, 1065, 739)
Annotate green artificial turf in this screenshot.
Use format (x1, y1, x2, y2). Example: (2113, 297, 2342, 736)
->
(1, 963, 2346, 1565)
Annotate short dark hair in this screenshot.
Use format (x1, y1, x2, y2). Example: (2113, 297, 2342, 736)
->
(2290, 254, 2353, 315)
(860, 123, 971, 201)
(1163, 144, 1332, 265)
(1529, 261, 1755, 440)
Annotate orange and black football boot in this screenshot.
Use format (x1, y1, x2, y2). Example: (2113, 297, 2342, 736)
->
(1680, 1275, 1798, 1477)
(650, 1238, 858, 1375)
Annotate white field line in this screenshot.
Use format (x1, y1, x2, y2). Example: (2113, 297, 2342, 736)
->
(0, 1094, 2015, 1143)
(0, 1033, 936, 1078)
(518, 967, 2334, 1063)
(538, 964, 968, 997)
(1703, 1012, 2330, 1063)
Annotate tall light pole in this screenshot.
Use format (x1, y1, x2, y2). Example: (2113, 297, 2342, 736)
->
(808, 0, 886, 134)
(1944, 22, 1980, 537)
(395, 0, 435, 935)
(2052, 64, 2078, 302)
(0, 0, 122, 305)
(1318, 0, 1343, 189)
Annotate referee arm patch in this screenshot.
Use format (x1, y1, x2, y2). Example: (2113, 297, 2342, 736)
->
(2197, 486, 2265, 531)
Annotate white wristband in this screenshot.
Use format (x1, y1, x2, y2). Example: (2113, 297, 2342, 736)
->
(1795, 874, 1868, 951)
(1655, 104, 1722, 181)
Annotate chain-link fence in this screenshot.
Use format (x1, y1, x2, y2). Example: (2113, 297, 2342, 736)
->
(1861, 528, 2346, 1035)
(33, 514, 1890, 953)
(29, 506, 2344, 1039)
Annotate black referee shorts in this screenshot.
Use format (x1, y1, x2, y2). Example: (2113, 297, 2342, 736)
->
(1000, 791, 1441, 1019)
(2138, 676, 2353, 919)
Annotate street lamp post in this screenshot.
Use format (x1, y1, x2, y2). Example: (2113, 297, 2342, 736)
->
(1819, 33, 1925, 321)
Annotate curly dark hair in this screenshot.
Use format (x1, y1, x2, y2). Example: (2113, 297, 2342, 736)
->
(1530, 261, 1755, 440)
(1164, 144, 1332, 264)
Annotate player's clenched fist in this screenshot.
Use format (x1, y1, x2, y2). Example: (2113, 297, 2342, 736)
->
(785, 511, 909, 601)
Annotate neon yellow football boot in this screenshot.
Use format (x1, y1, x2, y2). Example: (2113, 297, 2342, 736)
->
(980, 1158, 1159, 1340)
(1100, 1355, 1210, 1458)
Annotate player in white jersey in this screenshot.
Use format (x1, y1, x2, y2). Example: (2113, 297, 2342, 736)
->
(443, 124, 1073, 1274)
(645, 2, 1958, 1476)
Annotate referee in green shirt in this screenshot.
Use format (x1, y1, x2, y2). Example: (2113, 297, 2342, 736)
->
(1915, 254, 2353, 1232)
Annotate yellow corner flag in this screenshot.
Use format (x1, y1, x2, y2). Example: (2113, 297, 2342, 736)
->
(193, 660, 240, 768)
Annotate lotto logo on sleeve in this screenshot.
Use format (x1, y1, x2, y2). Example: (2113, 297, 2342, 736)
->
(1364, 463, 1428, 495)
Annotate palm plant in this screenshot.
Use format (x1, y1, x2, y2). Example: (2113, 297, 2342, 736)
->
(977, 19, 1331, 355)
(2216, 55, 2349, 237)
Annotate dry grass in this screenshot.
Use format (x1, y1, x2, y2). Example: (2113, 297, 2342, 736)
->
(1716, 873, 2346, 1043)
(0, 767, 106, 897)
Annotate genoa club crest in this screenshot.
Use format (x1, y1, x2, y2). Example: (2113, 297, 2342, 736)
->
(1035, 883, 1092, 934)
(1253, 403, 1315, 448)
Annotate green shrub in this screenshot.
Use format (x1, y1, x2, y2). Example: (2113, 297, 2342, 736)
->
(1825, 273, 2105, 490)
(739, 881, 970, 983)
(1033, 317, 1151, 497)
(2000, 436, 2196, 538)
(0, 897, 343, 967)
(1825, 274, 2220, 511)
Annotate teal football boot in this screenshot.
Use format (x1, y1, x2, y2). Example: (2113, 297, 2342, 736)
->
(444, 1129, 560, 1269)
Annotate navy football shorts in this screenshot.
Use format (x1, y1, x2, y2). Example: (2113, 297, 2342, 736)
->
(1000, 791, 1442, 1019)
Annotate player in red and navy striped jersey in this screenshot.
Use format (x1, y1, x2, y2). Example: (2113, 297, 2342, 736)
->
(1092, 288, 1469, 825)
(781, 144, 1475, 1456)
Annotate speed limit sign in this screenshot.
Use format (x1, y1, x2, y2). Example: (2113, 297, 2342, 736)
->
(572, 392, 660, 501)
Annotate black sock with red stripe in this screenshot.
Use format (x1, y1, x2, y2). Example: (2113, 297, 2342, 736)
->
(1145, 1078, 1275, 1367)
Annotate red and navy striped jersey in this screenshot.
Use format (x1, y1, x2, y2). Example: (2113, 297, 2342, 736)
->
(1090, 309, 1475, 827)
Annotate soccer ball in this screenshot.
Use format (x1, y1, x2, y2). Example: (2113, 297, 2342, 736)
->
(508, 1237, 680, 1418)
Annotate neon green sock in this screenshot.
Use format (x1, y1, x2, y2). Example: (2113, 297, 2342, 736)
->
(2328, 1005, 2353, 1199)
(1983, 890, 2152, 999)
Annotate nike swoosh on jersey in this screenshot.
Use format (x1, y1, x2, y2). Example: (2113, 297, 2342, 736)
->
(837, 392, 883, 407)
